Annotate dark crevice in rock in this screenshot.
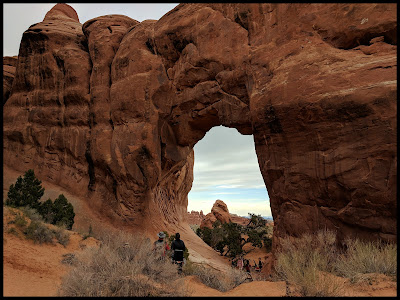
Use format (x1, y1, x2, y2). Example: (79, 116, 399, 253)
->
(320, 26, 397, 50)
(145, 38, 156, 54)
(234, 10, 249, 31)
(264, 106, 283, 134)
(85, 140, 96, 191)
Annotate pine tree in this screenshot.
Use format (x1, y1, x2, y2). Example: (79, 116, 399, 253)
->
(6, 169, 44, 209)
(38, 199, 55, 223)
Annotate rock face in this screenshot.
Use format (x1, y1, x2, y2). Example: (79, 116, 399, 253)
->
(3, 4, 397, 249)
(200, 200, 232, 229)
(3, 56, 18, 105)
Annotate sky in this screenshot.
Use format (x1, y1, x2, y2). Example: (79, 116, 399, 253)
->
(188, 126, 271, 217)
(3, 3, 272, 218)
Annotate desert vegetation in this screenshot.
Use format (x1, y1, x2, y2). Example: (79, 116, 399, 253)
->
(196, 213, 273, 257)
(58, 230, 188, 297)
(274, 229, 397, 296)
(182, 260, 247, 292)
(4, 170, 75, 246)
(6, 169, 75, 229)
(5, 206, 70, 246)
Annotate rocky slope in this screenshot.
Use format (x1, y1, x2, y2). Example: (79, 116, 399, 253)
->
(3, 3, 397, 254)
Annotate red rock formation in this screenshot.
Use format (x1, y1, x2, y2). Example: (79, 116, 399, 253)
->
(3, 3, 397, 250)
(230, 214, 251, 227)
(3, 56, 18, 105)
(200, 200, 232, 229)
(187, 210, 204, 226)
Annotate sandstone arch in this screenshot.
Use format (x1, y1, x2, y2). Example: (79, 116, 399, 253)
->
(3, 3, 397, 254)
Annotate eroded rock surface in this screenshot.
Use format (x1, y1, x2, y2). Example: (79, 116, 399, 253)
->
(3, 56, 18, 105)
(3, 3, 397, 250)
(200, 200, 232, 229)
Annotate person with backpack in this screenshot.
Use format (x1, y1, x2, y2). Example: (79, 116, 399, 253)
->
(153, 231, 170, 260)
(258, 257, 263, 272)
(171, 232, 185, 274)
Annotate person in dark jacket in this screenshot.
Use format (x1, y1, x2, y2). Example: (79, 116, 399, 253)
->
(171, 232, 185, 274)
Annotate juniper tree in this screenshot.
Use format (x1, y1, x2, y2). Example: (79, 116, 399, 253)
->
(6, 169, 44, 209)
(52, 194, 75, 230)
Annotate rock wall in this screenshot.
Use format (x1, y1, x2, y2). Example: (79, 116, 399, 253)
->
(3, 3, 397, 248)
(3, 56, 18, 105)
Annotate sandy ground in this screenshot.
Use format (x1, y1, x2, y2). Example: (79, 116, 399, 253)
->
(3, 207, 100, 297)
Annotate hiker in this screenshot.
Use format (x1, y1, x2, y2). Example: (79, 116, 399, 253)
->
(231, 257, 237, 268)
(258, 257, 263, 272)
(245, 260, 252, 280)
(237, 255, 244, 270)
(171, 232, 185, 274)
(153, 231, 170, 260)
(254, 259, 260, 272)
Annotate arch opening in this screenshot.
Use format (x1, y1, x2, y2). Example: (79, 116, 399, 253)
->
(188, 125, 272, 221)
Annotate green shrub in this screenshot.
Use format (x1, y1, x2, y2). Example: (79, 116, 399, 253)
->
(196, 213, 272, 258)
(52, 194, 75, 230)
(24, 221, 55, 244)
(37, 199, 55, 223)
(6, 169, 44, 210)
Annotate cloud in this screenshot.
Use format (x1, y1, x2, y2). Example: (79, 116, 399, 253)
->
(188, 126, 270, 216)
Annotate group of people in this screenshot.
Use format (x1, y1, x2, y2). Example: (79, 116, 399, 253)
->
(152, 231, 186, 274)
(231, 256, 264, 277)
(152, 231, 266, 278)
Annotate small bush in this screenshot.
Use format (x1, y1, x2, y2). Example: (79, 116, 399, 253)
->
(182, 261, 246, 292)
(20, 206, 44, 222)
(7, 227, 19, 237)
(275, 230, 343, 296)
(24, 221, 55, 244)
(275, 230, 397, 296)
(58, 230, 187, 297)
(14, 214, 28, 228)
(53, 226, 70, 247)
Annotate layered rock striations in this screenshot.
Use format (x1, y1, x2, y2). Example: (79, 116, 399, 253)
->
(3, 4, 397, 248)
